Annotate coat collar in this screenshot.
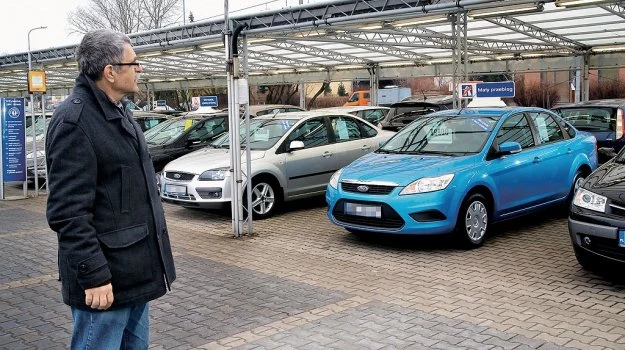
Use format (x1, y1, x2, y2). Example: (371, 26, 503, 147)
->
(74, 74, 137, 140)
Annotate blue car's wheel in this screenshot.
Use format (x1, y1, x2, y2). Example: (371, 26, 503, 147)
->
(456, 193, 489, 248)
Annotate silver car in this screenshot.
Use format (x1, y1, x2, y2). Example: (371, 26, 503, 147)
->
(160, 111, 394, 218)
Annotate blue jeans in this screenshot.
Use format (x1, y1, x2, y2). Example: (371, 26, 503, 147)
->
(70, 303, 149, 350)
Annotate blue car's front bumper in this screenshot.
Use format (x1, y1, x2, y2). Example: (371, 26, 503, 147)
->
(326, 184, 462, 235)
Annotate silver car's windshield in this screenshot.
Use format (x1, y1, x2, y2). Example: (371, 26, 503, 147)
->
(211, 118, 297, 150)
(144, 117, 197, 145)
(378, 115, 497, 155)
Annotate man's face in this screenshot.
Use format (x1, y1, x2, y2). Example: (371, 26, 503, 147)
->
(112, 43, 143, 95)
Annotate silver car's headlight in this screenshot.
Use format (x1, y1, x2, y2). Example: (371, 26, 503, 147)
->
(400, 174, 454, 195)
(199, 168, 229, 181)
(328, 168, 344, 189)
(573, 188, 607, 213)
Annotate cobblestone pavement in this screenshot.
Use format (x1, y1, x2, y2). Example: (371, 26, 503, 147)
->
(1, 185, 625, 350)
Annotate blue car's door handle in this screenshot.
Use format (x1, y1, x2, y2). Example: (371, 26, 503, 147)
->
(567, 148, 573, 154)
(533, 156, 541, 163)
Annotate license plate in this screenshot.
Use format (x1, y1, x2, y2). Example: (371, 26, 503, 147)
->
(344, 202, 381, 218)
(165, 184, 187, 196)
(619, 230, 625, 248)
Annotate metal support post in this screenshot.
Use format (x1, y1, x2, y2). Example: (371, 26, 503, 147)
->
(299, 83, 306, 110)
(242, 35, 253, 236)
(451, 15, 459, 109)
(582, 53, 590, 102)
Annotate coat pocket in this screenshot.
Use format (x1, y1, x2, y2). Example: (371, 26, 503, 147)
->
(98, 223, 154, 290)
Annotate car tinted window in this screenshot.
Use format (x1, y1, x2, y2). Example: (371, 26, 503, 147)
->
(144, 117, 197, 145)
(188, 117, 227, 141)
(288, 118, 329, 148)
(330, 116, 361, 142)
(496, 113, 535, 149)
(144, 118, 164, 130)
(557, 107, 615, 132)
(529, 112, 564, 144)
(362, 109, 386, 124)
(359, 120, 378, 138)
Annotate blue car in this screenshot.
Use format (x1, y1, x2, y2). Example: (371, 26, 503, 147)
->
(326, 107, 598, 248)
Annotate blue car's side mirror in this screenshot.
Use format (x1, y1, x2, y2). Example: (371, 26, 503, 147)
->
(499, 141, 522, 155)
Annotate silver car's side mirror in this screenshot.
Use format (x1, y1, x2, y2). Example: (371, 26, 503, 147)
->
(288, 140, 305, 152)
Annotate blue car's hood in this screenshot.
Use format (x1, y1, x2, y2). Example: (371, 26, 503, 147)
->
(342, 152, 479, 186)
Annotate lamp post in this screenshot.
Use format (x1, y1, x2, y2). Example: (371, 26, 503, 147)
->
(27, 26, 46, 197)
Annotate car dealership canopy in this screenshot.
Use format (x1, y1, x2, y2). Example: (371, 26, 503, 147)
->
(0, 0, 624, 97)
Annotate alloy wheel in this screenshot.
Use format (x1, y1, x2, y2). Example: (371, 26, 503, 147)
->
(251, 182, 276, 215)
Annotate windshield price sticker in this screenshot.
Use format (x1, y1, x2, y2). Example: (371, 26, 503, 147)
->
(428, 125, 453, 144)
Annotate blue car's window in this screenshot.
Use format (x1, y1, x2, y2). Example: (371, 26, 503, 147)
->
(379, 115, 497, 155)
(496, 113, 535, 149)
(529, 112, 565, 144)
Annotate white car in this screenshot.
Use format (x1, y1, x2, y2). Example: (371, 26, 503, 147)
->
(160, 111, 394, 218)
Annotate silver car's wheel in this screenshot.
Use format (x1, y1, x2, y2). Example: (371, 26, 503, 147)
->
(456, 193, 489, 248)
(245, 179, 281, 219)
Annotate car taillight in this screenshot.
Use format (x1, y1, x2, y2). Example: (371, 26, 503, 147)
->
(617, 108, 624, 139)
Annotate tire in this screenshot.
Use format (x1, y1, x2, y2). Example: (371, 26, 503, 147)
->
(243, 178, 281, 220)
(455, 193, 489, 248)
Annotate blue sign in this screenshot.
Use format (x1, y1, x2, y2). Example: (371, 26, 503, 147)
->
(156, 100, 166, 107)
(475, 81, 515, 98)
(200, 96, 218, 107)
(1, 98, 26, 182)
(461, 84, 474, 98)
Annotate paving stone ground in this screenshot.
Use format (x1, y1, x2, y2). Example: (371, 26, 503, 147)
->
(1, 185, 624, 350)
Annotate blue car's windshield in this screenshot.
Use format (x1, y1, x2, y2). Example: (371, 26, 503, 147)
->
(379, 115, 498, 155)
(211, 118, 297, 150)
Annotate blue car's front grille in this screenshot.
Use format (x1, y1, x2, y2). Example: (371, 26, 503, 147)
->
(332, 199, 404, 229)
(341, 182, 395, 195)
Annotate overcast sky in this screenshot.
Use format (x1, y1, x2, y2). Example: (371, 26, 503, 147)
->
(0, 0, 319, 55)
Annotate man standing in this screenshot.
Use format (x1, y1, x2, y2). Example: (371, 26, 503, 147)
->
(46, 29, 176, 349)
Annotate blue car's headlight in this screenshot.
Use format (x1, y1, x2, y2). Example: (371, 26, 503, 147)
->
(573, 188, 606, 212)
(199, 168, 229, 181)
(400, 174, 454, 195)
(328, 168, 344, 189)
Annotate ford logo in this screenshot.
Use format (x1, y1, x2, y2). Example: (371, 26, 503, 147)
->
(173, 173, 181, 179)
(357, 185, 369, 192)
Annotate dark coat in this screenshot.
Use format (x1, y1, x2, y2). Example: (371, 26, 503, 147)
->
(46, 74, 176, 308)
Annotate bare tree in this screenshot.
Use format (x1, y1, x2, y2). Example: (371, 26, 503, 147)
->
(68, 0, 181, 34)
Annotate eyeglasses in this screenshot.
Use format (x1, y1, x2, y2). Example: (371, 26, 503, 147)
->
(111, 62, 142, 67)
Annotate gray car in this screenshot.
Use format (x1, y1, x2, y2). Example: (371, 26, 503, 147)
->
(160, 111, 394, 218)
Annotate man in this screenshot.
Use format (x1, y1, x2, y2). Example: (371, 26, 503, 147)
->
(46, 29, 176, 349)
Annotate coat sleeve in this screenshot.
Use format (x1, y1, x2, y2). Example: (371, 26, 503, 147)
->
(46, 119, 112, 290)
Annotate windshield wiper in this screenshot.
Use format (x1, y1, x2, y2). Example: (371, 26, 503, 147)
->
(376, 149, 401, 154)
(415, 150, 457, 156)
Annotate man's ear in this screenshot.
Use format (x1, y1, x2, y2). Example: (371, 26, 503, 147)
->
(101, 65, 116, 84)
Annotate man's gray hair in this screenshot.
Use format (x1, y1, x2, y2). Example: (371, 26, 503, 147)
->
(75, 29, 131, 80)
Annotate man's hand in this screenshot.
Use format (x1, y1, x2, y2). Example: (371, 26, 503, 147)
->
(85, 283, 114, 310)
